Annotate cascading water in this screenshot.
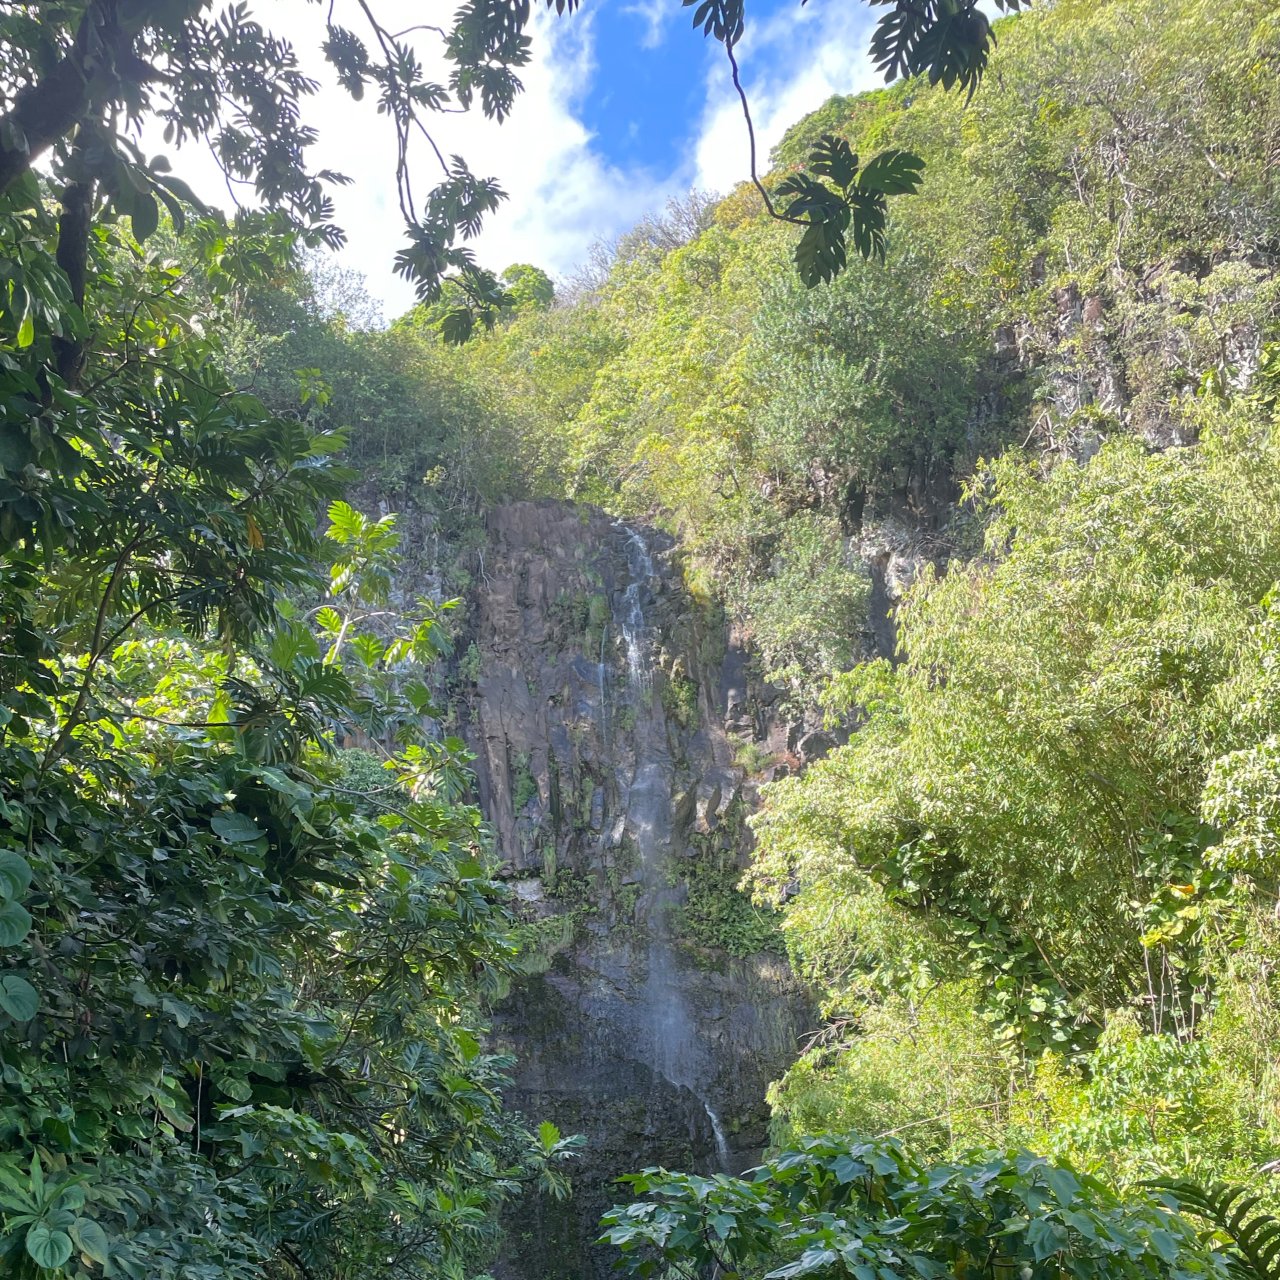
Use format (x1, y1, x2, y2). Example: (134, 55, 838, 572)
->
(596, 625, 609, 749)
(617, 524, 655, 694)
(704, 1103, 732, 1170)
(473, 502, 814, 1279)
(614, 521, 729, 1173)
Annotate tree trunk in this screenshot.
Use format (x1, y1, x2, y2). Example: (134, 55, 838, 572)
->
(53, 171, 95, 387)
(0, 1, 130, 195)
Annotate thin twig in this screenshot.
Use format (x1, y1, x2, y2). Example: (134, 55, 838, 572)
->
(724, 38, 803, 227)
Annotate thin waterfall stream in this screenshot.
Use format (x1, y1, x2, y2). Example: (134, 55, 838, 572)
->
(478, 501, 813, 1277)
(597, 624, 609, 749)
(614, 520, 729, 1173)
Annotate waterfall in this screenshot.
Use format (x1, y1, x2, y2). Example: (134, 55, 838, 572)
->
(615, 521, 730, 1174)
(704, 1102, 732, 1171)
(616, 523, 655, 693)
(597, 624, 609, 749)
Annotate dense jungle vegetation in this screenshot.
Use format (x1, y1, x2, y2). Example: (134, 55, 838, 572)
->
(393, 0, 1280, 1264)
(3, 0, 1280, 1276)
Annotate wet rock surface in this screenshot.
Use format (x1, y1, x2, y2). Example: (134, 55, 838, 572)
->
(458, 501, 812, 1280)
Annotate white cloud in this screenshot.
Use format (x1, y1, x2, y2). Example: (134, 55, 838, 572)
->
(145, 0, 881, 317)
(447, 8, 681, 286)
(147, 0, 685, 317)
(693, 3, 880, 195)
(622, 0, 677, 51)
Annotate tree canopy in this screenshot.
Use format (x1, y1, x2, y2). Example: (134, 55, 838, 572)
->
(0, 0, 1024, 344)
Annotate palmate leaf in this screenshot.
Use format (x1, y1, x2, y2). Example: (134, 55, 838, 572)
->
(778, 167, 849, 285)
(776, 173, 848, 224)
(325, 500, 365, 545)
(782, 141, 918, 283)
(912, 4, 992, 96)
(867, 0, 1028, 95)
(848, 189, 889, 263)
(868, 0, 935, 82)
(808, 134, 859, 189)
(440, 307, 476, 345)
(322, 24, 371, 98)
(857, 148, 925, 196)
(793, 221, 848, 288)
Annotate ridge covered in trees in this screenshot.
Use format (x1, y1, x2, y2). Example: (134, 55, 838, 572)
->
(402, 0, 1280, 1241)
(3, 0, 1280, 1276)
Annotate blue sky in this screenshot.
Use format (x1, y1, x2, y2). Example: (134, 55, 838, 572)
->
(582, 0, 722, 175)
(157, 0, 882, 316)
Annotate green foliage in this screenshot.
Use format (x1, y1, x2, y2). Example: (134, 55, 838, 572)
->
(436, 0, 1280, 700)
(742, 514, 870, 694)
(1011, 1017, 1272, 1194)
(513, 751, 539, 811)
(6, 3, 1280, 1271)
(1144, 1182, 1280, 1280)
(458, 642, 484, 684)
(660, 672, 700, 729)
(778, 138, 924, 282)
(733, 738, 776, 774)
(0, 0, 574, 334)
(866, 2, 1029, 94)
(501, 264, 556, 312)
(768, 981, 1017, 1159)
(0, 164, 577, 1280)
(754, 395, 1280, 1059)
(675, 859, 784, 958)
(602, 1134, 1225, 1280)
(220, 263, 528, 508)
(683, 0, 1026, 280)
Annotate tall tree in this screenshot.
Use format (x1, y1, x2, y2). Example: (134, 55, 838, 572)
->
(0, 0, 1025, 346)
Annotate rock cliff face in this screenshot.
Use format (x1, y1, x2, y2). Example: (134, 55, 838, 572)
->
(458, 501, 812, 1280)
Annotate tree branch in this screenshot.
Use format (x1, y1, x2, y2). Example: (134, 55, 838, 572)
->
(0, 1, 130, 193)
(42, 532, 149, 770)
(52, 123, 98, 385)
(724, 37, 803, 227)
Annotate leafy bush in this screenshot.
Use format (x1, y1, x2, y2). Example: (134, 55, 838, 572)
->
(742, 513, 870, 690)
(660, 673, 700, 729)
(512, 751, 539, 811)
(754, 396, 1280, 1059)
(675, 859, 785, 958)
(734, 738, 776, 774)
(602, 1134, 1227, 1280)
(768, 981, 1017, 1157)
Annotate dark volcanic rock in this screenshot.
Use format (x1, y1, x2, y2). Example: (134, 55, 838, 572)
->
(459, 501, 812, 1280)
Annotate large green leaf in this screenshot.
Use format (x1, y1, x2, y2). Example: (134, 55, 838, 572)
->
(856, 149, 925, 196)
(131, 191, 160, 242)
(0, 850, 32, 901)
(210, 811, 263, 843)
(71, 1218, 110, 1266)
(808, 135, 859, 189)
(0, 974, 38, 1021)
(25, 1224, 73, 1270)
(0, 899, 32, 946)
